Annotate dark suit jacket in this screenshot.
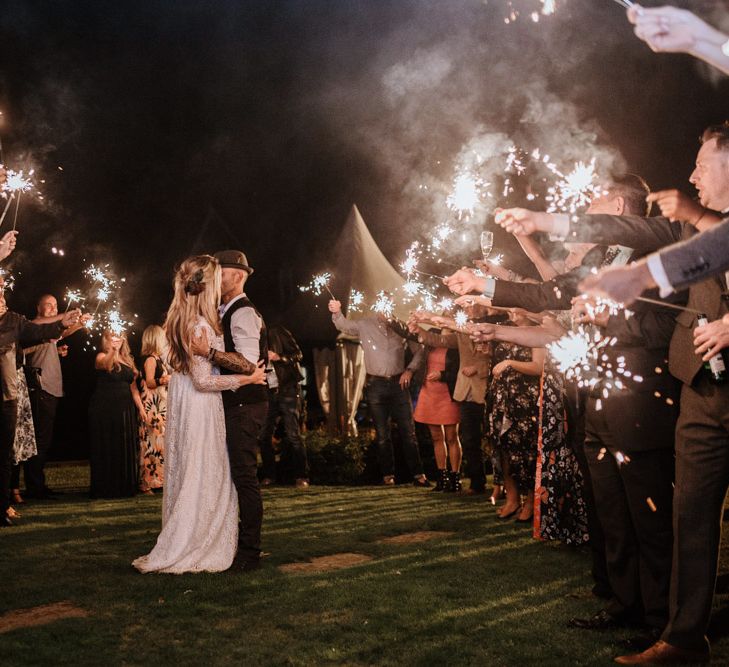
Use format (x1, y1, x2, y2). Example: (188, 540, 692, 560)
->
(566, 214, 726, 387)
(656, 215, 729, 292)
(491, 246, 608, 311)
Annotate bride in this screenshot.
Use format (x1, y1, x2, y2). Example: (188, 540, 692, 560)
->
(133, 255, 265, 574)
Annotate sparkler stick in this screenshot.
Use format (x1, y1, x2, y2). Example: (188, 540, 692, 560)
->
(611, 0, 634, 9)
(0, 193, 14, 227)
(414, 268, 447, 280)
(11, 190, 21, 231)
(634, 296, 703, 315)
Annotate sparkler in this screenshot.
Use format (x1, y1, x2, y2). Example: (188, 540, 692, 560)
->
(546, 159, 606, 217)
(63, 289, 84, 313)
(348, 289, 365, 313)
(611, 0, 634, 9)
(299, 272, 335, 299)
(454, 310, 469, 329)
(371, 291, 395, 319)
(446, 172, 484, 218)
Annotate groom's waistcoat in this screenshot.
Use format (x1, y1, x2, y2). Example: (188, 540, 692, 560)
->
(221, 296, 268, 407)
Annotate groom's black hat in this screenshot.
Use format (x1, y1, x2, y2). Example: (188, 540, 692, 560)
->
(214, 250, 254, 275)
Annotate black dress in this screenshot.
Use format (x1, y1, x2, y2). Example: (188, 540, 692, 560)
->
(89, 364, 139, 498)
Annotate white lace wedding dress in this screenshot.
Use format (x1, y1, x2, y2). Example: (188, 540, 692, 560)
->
(133, 318, 241, 574)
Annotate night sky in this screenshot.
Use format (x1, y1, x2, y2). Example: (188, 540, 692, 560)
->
(0, 1, 726, 342)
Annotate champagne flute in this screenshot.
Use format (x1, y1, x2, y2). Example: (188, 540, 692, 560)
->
(480, 231, 494, 260)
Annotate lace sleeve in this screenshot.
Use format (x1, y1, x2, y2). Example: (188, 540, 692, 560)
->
(189, 355, 242, 392)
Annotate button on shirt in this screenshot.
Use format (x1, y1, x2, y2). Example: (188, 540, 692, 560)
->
(332, 312, 423, 377)
(219, 293, 262, 364)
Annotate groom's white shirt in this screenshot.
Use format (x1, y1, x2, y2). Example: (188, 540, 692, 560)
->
(219, 293, 261, 364)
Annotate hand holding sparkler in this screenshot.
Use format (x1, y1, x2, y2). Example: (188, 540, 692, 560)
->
(0, 230, 17, 261)
(571, 295, 611, 328)
(494, 208, 563, 236)
(443, 268, 486, 296)
(61, 308, 83, 328)
(328, 299, 342, 314)
(579, 261, 655, 305)
(628, 5, 729, 76)
(473, 258, 511, 281)
(646, 189, 716, 228)
(694, 318, 729, 362)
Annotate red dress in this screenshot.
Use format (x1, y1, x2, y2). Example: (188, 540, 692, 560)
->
(413, 348, 460, 426)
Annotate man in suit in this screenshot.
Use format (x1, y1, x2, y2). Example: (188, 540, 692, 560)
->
(214, 250, 269, 572)
(491, 123, 729, 664)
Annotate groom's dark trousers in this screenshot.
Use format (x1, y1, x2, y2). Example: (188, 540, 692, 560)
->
(225, 402, 268, 562)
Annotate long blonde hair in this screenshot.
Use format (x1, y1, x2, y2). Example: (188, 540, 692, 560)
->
(99, 330, 137, 373)
(141, 324, 167, 358)
(164, 255, 222, 374)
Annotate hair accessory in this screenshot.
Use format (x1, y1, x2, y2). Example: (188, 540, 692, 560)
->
(184, 269, 205, 295)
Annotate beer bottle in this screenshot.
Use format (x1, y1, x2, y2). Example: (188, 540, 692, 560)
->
(698, 314, 727, 384)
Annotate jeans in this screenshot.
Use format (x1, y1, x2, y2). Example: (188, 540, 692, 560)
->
(259, 389, 308, 480)
(366, 377, 424, 478)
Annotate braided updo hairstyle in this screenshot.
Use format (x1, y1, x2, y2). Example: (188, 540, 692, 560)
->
(164, 255, 222, 374)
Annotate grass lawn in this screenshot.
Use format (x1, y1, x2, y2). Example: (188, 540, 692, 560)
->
(2, 464, 729, 666)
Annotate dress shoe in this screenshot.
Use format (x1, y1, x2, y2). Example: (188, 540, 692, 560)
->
(295, 478, 310, 489)
(413, 476, 432, 488)
(229, 556, 262, 573)
(618, 628, 662, 653)
(382, 475, 395, 486)
(568, 609, 627, 631)
(614, 640, 709, 664)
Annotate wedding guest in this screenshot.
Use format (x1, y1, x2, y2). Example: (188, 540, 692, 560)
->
(328, 298, 430, 487)
(89, 330, 147, 499)
(0, 275, 81, 527)
(407, 311, 493, 494)
(23, 293, 86, 499)
(138, 324, 169, 493)
(391, 318, 461, 491)
(259, 324, 309, 488)
(486, 309, 544, 523)
(10, 348, 37, 511)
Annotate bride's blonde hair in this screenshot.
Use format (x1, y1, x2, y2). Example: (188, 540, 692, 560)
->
(164, 255, 222, 374)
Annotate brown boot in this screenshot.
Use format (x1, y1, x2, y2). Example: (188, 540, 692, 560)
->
(614, 640, 709, 664)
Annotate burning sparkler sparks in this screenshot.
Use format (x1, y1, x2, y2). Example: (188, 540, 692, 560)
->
(503, 0, 560, 24)
(446, 172, 484, 218)
(299, 272, 335, 299)
(454, 310, 469, 329)
(348, 289, 365, 313)
(546, 159, 607, 217)
(371, 291, 395, 319)
(2, 168, 34, 195)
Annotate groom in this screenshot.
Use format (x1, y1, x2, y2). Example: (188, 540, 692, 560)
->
(214, 250, 269, 571)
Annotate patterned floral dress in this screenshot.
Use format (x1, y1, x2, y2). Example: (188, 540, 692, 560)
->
(138, 355, 168, 491)
(486, 340, 540, 495)
(13, 368, 37, 464)
(534, 356, 589, 545)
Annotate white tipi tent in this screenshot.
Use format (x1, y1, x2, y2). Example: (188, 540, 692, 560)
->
(310, 204, 408, 435)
